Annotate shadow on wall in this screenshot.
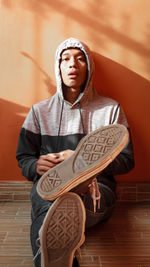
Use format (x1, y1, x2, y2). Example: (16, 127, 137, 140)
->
(1, 0, 150, 181)
(3, 0, 150, 62)
(0, 99, 30, 180)
(0, 53, 150, 182)
(93, 52, 150, 182)
(20, 51, 56, 96)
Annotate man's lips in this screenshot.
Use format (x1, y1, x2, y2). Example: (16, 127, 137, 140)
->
(68, 72, 78, 79)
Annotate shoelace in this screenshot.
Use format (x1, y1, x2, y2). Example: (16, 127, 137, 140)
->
(33, 237, 41, 261)
(33, 237, 82, 262)
(88, 177, 101, 213)
(75, 247, 82, 260)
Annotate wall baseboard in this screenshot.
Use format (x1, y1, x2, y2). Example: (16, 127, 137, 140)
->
(0, 181, 150, 202)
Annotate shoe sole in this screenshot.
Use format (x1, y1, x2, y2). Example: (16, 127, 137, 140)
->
(39, 192, 86, 267)
(37, 124, 129, 200)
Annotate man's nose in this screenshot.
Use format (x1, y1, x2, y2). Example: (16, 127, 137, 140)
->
(69, 57, 77, 67)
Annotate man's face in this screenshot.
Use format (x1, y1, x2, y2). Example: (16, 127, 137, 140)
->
(60, 48, 87, 90)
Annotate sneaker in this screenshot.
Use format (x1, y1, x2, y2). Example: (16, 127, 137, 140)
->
(37, 124, 129, 201)
(39, 192, 85, 267)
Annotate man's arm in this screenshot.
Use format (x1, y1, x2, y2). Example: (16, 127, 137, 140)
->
(16, 123, 74, 181)
(16, 127, 41, 181)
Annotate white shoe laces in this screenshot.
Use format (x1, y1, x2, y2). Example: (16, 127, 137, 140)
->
(33, 236, 82, 262)
(33, 237, 41, 261)
(88, 177, 101, 213)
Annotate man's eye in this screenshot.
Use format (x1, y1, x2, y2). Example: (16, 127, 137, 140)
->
(62, 57, 69, 61)
(77, 57, 85, 61)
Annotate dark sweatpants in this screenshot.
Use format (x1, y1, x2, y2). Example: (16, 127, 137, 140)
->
(30, 181, 116, 267)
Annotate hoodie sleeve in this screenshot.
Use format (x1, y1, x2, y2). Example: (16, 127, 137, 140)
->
(16, 107, 41, 182)
(101, 104, 135, 176)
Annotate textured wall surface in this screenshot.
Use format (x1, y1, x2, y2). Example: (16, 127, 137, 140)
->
(0, 0, 150, 181)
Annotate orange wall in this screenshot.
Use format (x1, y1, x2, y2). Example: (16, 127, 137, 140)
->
(0, 0, 150, 182)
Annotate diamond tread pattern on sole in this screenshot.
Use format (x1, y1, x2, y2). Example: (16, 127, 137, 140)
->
(40, 170, 62, 192)
(46, 198, 79, 251)
(73, 127, 124, 172)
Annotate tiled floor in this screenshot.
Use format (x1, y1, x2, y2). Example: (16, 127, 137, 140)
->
(0, 201, 150, 267)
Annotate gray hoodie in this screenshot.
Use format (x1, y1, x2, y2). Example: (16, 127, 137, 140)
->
(16, 38, 134, 188)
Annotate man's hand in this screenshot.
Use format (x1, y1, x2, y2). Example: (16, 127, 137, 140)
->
(56, 149, 74, 162)
(36, 153, 61, 176)
(36, 150, 74, 175)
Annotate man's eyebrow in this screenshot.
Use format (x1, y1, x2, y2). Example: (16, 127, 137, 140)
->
(61, 52, 70, 56)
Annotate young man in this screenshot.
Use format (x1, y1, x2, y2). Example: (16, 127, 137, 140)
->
(16, 38, 134, 267)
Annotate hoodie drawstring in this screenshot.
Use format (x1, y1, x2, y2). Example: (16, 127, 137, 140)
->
(56, 100, 84, 152)
(56, 100, 64, 152)
(78, 102, 85, 134)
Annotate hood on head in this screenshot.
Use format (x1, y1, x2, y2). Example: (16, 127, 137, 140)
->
(55, 37, 95, 104)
